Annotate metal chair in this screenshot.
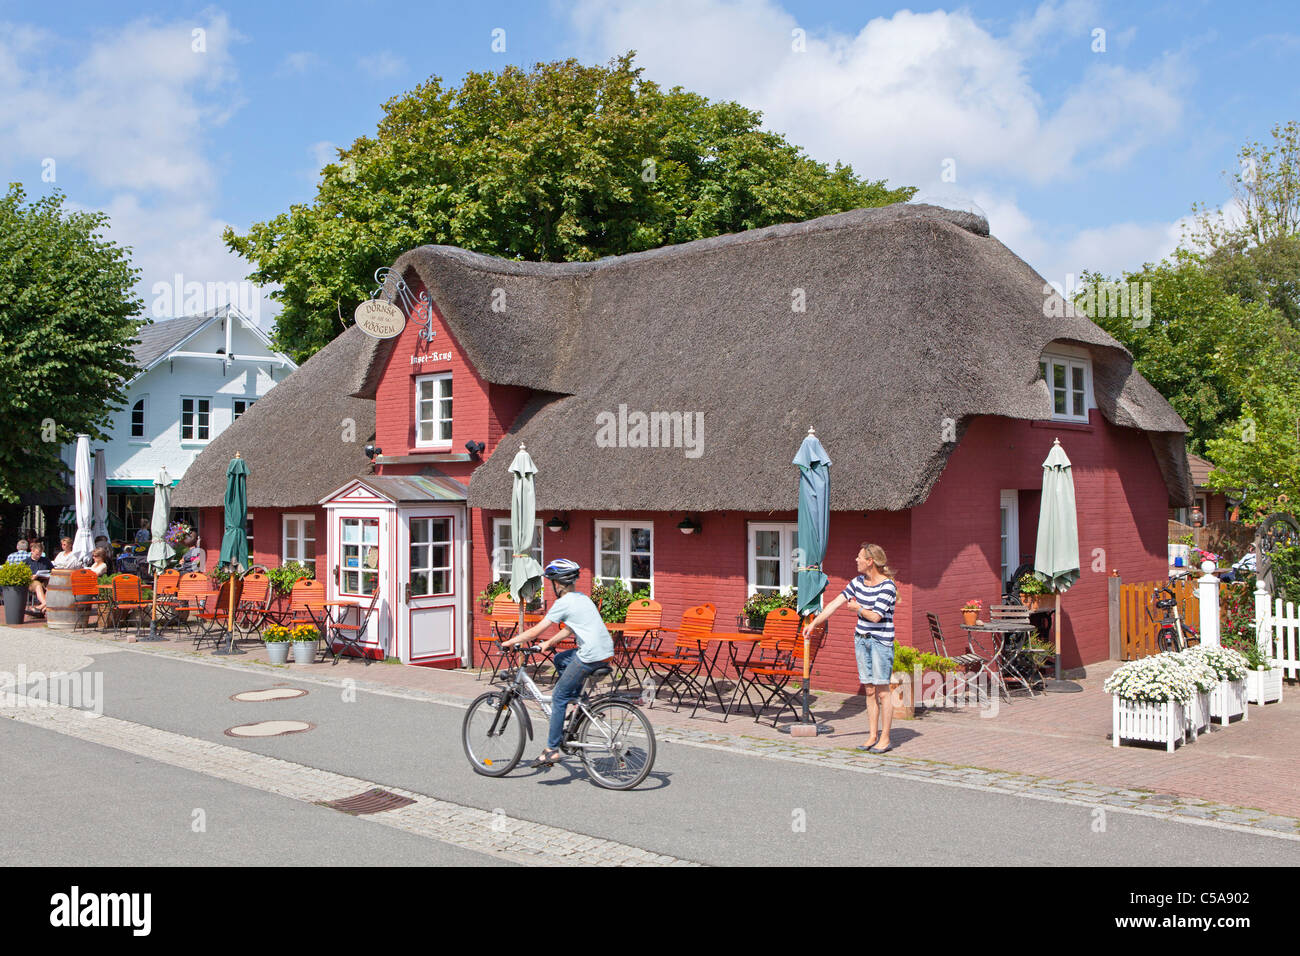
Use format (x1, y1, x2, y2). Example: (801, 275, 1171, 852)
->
(322, 587, 381, 664)
(747, 622, 827, 727)
(641, 604, 716, 711)
(110, 574, 151, 639)
(70, 569, 110, 631)
(193, 578, 242, 651)
(731, 606, 801, 718)
(475, 593, 521, 682)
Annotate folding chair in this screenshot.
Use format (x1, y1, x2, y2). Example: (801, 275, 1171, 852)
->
(148, 569, 182, 630)
(110, 574, 151, 639)
(609, 598, 662, 692)
(989, 604, 1039, 697)
(731, 607, 801, 718)
(747, 622, 827, 727)
(926, 612, 984, 704)
(322, 587, 380, 664)
(193, 578, 242, 651)
(234, 571, 273, 642)
(70, 569, 110, 631)
(280, 579, 327, 625)
(642, 604, 716, 711)
(475, 593, 521, 682)
(175, 572, 213, 637)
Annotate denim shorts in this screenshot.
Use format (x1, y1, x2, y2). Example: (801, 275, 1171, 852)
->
(854, 635, 894, 685)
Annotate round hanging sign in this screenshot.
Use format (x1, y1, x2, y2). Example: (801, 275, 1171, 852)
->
(354, 299, 406, 339)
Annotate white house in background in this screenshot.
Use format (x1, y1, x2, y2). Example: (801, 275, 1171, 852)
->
(65, 305, 297, 538)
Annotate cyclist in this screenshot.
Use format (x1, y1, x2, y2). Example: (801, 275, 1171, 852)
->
(501, 558, 615, 768)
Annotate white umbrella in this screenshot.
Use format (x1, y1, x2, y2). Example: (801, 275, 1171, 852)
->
(1034, 438, 1081, 690)
(144, 467, 172, 641)
(92, 449, 109, 544)
(72, 435, 95, 564)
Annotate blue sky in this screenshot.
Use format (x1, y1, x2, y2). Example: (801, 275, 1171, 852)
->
(3, 0, 1298, 327)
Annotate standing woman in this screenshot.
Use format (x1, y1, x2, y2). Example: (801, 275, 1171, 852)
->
(804, 542, 898, 753)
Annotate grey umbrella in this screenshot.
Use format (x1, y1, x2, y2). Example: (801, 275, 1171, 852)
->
(509, 445, 544, 636)
(143, 467, 172, 641)
(785, 428, 833, 735)
(1034, 438, 1081, 689)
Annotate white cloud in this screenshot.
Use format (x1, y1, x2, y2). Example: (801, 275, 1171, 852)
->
(357, 51, 406, 79)
(278, 50, 320, 75)
(0, 13, 275, 328)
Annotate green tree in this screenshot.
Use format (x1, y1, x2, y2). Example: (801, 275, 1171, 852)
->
(1203, 376, 1300, 518)
(0, 184, 143, 502)
(227, 53, 914, 362)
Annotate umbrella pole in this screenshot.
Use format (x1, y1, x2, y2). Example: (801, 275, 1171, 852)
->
(1054, 593, 1061, 681)
(148, 568, 158, 641)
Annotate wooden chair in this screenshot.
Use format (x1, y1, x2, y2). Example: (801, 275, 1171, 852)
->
(475, 593, 522, 682)
(110, 574, 151, 638)
(194, 578, 243, 650)
(927, 613, 983, 670)
(234, 571, 273, 640)
(642, 604, 717, 711)
(323, 587, 381, 665)
(746, 621, 827, 727)
(285, 578, 328, 624)
(732, 606, 802, 718)
(987, 604, 1039, 698)
(610, 598, 662, 691)
(175, 572, 214, 636)
(70, 569, 110, 631)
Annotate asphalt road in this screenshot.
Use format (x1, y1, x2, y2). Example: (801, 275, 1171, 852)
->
(12, 649, 1288, 866)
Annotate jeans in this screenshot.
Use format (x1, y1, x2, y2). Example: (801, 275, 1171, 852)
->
(547, 649, 603, 749)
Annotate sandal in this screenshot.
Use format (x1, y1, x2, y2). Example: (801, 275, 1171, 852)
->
(530, 749, 562, 768)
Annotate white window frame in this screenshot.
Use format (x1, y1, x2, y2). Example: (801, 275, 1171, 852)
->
(1039, 349, 1092, 423)
(180, 396, 212, 443)
(414, 373, 453, 449)
(593, 520, 654, 596)
(1000, 490, 1020, 588)
(233, 398, 254, 420)
(129, 395, 148, 440)
(491, 517, 543, 582)
(747, 522, 799, 597)
(282, 513, 316, 566)
(339, 517, 380, 597)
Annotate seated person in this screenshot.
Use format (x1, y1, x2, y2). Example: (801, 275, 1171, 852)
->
(88, 548, 110, 578)
(52, 537, 82, 570)
(6, 538, 30, 564)
(25, 542, 54, 613)
(179, 535, 205, 574)
(134, 519, 152, 545)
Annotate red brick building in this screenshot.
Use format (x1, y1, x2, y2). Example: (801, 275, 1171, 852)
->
(174, 205, 1192, 690)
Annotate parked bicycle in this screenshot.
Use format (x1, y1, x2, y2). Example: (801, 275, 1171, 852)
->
(462, 646, 656, 790)
(1147, 584, 1199, 653)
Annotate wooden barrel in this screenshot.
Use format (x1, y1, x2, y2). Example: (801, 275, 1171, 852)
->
(45, 569, 80, 630)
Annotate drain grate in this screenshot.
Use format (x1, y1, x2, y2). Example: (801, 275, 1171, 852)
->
(318, 788, 416, 816)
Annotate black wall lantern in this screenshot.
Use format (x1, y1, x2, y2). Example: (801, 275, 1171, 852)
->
(677, 515, 702, 535)
(546, 514, 569, 533)
(465, 440, 486, 456)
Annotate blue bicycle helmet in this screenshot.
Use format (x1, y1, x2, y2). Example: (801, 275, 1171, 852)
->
(542, 558, 581, 584)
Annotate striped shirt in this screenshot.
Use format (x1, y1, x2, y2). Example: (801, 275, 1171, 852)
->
(841, 576, 897, 641)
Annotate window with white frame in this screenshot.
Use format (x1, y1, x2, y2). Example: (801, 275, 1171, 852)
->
(409, 517, 453, 596)
(492, 517, 543, 582)
(233, 398, 254, 420)
(415, 373, 453, 447)
(1038, 352, 1091, 423)
(340, 518, 380, 596)
(1000, 490, 1020, 587)
(747, 522, 799, 596)
(130, 396, 147, 439)
(283, 514, 316, 565)
(594, 520, 653, 595)
(180, 396, 211, 441)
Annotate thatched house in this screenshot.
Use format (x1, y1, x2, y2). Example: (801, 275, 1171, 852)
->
(175, 204, 1191, 687)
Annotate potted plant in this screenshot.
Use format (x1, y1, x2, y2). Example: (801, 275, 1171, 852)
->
(1184, 645, 1249, 724)
(0, 561, 33, 626)
(267, 561, 314, 596)
(290, 623, 320, 664)
(1104, 655, 1195, 752)
(262, 623, 292, 665)
(477, 578, 511, 614)
(1235, 640, 1283, 705)
(1170, 651, 1215, 740)
(890, 647, 958, 716)
(960, 599, 982, 627)
(1017, 575, 1048, 612)
(593, 579, 653, 624)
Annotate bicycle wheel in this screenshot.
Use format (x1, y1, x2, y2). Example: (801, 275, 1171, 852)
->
(1155, 627, 1179, 654)
(575, 699, 656, 790)
(463, 691, 526, 777)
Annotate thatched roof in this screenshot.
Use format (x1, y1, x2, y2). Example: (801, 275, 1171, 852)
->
(172, 324, 377, 509)
(375, 203, 1191, 511)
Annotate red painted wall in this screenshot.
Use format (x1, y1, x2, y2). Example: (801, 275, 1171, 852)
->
(195, 506, 328, 581)
(909, 413, 1168, 669)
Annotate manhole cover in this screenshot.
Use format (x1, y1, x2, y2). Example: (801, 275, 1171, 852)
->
(224, 720, 314, 738)
(230, 688, 309, 702)
(318, 788, 416, 816)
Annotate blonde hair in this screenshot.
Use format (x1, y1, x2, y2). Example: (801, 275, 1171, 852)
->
(858, 542, 895, 579)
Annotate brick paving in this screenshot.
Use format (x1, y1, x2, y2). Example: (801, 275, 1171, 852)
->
(17, 624, 1300, 837)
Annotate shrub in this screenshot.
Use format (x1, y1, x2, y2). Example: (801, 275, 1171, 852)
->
(590, 579, 649, 623)
(893, 644, 919, 673)
(1104, 654, 1197, 703)
(477, 578, 511, 610)
(267, 561, 314, 595)
(742, 589, 798, 626)
(0, 562, 33, 587)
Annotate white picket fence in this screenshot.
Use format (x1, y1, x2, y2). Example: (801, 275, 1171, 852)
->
(1255, 583, 1300, 679)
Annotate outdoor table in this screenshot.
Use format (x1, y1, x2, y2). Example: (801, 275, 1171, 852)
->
(605, 621, 661, 692)
(300, 600, 360, 661)
(693, 633, 763, 719)
(961, 621, 1039, 702)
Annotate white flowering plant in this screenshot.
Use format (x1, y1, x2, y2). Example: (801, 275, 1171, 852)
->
(1182, 645, 1249, 682)
(1104, 654, 1196, 704)
(1169, 651, 1217, 693)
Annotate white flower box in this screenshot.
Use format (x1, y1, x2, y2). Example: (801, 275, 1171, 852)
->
(1209, 678, 1248, 724)
(1244, 667, 1283, 706)
(1113, 696, 1187, 752)
(1185, 690, 1210, 741)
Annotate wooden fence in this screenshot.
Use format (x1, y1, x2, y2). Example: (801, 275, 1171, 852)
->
(1118, 577, 1202, 660)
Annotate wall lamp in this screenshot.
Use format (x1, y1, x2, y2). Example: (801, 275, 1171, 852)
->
(677, 515, 702, 535)
(465, 440, 486, 456)
(546, 514, 569, 533)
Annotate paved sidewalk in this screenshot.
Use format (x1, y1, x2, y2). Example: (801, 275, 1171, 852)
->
(14, 625, 1300, 835)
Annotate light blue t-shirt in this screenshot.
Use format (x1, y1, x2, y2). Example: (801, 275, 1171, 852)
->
(545, 591, 615, 663)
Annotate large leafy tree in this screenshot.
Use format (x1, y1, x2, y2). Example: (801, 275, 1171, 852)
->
(227, 53, 914, 361)
(0, 184, 143, 502)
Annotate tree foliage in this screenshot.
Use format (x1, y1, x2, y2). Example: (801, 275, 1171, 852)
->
(0, 184, 142, 502)
(226, 54, 914, 362)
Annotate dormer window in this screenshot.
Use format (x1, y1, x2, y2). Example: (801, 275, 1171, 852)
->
(1039, 349, 1092, 423)
(415, 373, 452, 448)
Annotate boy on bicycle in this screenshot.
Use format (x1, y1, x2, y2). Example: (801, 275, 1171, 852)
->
(502, 558, 615, 767)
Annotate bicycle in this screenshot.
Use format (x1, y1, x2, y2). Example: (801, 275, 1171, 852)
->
(1147, 584, 1200, 653)
(462, 646, 657, 790)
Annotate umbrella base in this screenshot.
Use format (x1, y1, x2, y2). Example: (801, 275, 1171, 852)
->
(781, 722, 834, 737)
(1042, 679, 1083, 693)
(212, 644, 246, 656)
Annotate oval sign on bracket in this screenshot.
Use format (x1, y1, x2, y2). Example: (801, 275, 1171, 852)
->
(354, 299, 406, 339)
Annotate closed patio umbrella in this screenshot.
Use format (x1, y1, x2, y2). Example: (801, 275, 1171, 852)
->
(91, 449, 109, 544)
(1034, 438, 1081, 690)
(72, 436, 94, 565)
(509, 445, 544, 637)
(216, 454, 249, 654)
(143, 467, 172, 641)
(785, 427, 833, 735)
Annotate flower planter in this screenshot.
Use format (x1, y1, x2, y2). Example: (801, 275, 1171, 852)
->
(1185, 690, 1210, 741)
(1112, 696, 1186, 752)
(3, 586, 28, 626)
(961, 609, 978, 627)
(1209, 678, 1248, 724)
(1245, 667, 1283, 706)
(1021, 594, 1041, 613)
(264, 641, 290, 665)
(889, 673, 914, 719)
(291, 639, 319, 664)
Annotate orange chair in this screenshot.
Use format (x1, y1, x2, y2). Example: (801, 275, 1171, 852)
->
(746, 620, 827, 727)
(642, 604, 717, 711)
(285, 578, 328, 623)
(610, 598, 662, 691)
(731, 607, 802, 719)
(175, 572, 214, 636)
(70, 569, 110, 631)
(322, 587, 381, 665)
(110, 574, 151, 638)
(475, 593, 523, 681)
(235, 571, 272, 639)
(194, 577, 243, 650)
